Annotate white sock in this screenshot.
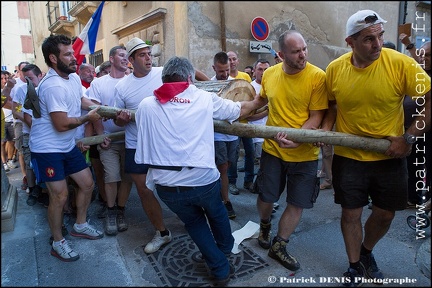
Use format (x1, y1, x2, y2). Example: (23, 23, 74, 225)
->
(74, 222, 88, 230)
(53, 238, 65, 247)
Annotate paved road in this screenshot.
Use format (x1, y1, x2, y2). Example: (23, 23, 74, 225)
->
(1, 158, 430, 287)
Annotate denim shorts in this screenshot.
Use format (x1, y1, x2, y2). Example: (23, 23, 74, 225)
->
(332, 155, 408, 211)
(255, 150, 320, 208)
(2, 122, 15, 142)
(31, 146, 88, 183)
(124, 148, 149, 174)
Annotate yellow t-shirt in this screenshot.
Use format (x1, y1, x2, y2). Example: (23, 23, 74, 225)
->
(260, 62, 328, 162)
(235, 71, 253, 124)
(326, 48, 431, 161)
(234, 71, 252, 82)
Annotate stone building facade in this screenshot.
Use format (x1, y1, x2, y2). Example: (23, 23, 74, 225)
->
(25, 1, 431, 76)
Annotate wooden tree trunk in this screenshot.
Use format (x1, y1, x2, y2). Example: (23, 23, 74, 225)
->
(213, 121, 390, 153)
(82, 106, 390, 153)
(194, 79, 256, 101)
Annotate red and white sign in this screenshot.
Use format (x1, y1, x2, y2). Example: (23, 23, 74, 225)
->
(251, 17, 270, 41)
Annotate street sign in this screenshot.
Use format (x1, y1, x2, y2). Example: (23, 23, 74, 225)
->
(249, 41, 272, 53)
(251, 17, 270, 41)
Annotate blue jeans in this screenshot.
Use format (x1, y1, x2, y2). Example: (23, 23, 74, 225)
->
(156, 179, 234, 279)
(229, 137, 255, 184)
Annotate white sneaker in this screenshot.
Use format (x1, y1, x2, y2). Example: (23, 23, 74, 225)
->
(7, 160, 17, 169)
(51, 239, 80, 262)
(316, 170, 326, 178)
(229, 184, 239, 195)
(144, 230, 172, 254)
(70, 223, 104, 240)
(3, 163, 10, 172)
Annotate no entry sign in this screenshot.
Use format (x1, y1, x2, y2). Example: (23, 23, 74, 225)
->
(251, 17, 270, 41)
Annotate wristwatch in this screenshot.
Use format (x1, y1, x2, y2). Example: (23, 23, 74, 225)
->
(406, 43, 415, 50)
(403, 133, 416, 144)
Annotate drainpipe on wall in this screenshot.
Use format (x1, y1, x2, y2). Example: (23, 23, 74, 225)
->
(220, 1, 226, 52)
(397, 1, 408, 52)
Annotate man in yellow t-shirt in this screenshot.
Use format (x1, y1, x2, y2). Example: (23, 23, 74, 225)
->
(253, 30, 328, 272)
(320, 10, 431, 286)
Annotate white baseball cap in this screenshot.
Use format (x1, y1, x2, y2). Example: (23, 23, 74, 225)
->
(126, 37, 151, 58)
(346, 10, 387, 38)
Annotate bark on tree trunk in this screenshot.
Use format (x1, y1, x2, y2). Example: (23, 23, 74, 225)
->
(82, 106, 390, 153)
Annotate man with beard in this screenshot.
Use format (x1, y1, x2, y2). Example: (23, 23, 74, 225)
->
(254, 30, 327, 272)
(30, 34, 104, 262)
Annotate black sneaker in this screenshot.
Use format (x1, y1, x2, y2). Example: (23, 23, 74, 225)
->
(360, 253, 384, 281)
(26, 194, 38, 206)
(268, 237, 300, 271)
(38, 193, 49, 207)
(243, 181, 254, 192)
(224, 201, 236, 219)
(258, 221, 271, 249)
(210, 263, 235, 287)
(117, 209, 128, 232)
(342, 267, 363, 287)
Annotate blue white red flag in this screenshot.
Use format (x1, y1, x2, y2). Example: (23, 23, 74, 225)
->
(72, 1, 105, 67)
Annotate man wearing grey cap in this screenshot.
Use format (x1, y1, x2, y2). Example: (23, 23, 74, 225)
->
(113, 37, 172, 253)
(320, 9, 431, 287)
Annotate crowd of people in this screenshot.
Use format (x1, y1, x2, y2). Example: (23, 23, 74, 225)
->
(1, 8, 430, 287)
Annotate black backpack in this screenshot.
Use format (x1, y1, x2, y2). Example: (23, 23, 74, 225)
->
(23, 76, 41, 118)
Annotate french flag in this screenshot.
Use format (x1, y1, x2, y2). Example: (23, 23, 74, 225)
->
(72, 1, 105, 68)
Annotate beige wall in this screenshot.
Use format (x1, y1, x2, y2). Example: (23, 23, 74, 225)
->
(27, 1, 430, 77)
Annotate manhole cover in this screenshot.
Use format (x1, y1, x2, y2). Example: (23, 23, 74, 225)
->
(145, 234, 268, 286)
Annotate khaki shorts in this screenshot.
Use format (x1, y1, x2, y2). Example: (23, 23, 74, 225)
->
(97, 142, 131, 183)
(14, 122, 23, 152)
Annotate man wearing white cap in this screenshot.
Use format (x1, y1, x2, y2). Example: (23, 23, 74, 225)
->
(320, 9, 431, 286)
(113, 37, 172, 253)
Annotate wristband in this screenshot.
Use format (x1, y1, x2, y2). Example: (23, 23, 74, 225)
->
(406, 43, 415, 50)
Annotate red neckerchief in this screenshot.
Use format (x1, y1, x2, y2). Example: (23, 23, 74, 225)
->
(154, 82, 189, 104)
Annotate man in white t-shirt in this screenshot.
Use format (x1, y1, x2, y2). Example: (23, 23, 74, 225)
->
(30, 34, 103, 262)
(11, 61, 30, 189)
(211, 52, 237, 219)
(247, 59, 270, 163)
(114, 37, 172, 254)
(13, 64, 45, 206)
(89, 45, 133, 236)
(134, 56, 260, 286)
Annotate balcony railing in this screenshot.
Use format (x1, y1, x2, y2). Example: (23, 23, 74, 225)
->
(47, 1, 74, 36)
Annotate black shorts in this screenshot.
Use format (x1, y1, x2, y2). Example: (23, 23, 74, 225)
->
(88, 144, 100, 159)
(255, 150, 320, 208)
(124, 148, 149, 174)
(332, 155, 408, 211)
